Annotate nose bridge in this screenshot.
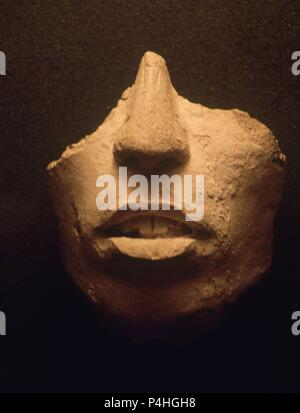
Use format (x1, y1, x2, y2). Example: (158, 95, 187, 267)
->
(113, 51, 189, 166)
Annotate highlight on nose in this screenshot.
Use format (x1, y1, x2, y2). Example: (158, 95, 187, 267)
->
(113, 51, 190, 167)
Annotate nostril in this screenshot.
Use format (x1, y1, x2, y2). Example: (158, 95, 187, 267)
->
(113, 142, 190, 170)
(113, 146, 139, 168)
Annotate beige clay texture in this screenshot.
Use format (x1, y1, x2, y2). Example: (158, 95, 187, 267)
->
(48, 52, 286, 340)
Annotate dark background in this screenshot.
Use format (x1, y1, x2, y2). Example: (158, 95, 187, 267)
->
(0, 0, 300, 392)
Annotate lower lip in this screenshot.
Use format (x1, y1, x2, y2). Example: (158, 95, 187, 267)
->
(109, 237, 195, 260)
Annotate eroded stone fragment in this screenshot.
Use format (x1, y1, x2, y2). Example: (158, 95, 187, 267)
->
(47, 51, 286, 340)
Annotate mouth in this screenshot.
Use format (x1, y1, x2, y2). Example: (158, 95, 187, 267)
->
(96, 210, 215, 260)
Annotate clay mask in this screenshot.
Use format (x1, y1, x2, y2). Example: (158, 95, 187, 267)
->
(47, 51, 286, 340)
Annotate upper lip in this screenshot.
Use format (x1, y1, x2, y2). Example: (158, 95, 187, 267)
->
(98, 208, 213, 240)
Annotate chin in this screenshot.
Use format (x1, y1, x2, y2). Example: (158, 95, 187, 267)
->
(59, 230, 267, 342)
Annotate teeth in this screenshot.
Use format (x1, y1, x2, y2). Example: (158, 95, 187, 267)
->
(111, 216, 192, 238)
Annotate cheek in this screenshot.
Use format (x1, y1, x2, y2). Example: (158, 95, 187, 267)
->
(226, 191, 273, 255)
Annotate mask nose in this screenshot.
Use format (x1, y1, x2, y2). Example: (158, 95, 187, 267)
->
(113, 51, 190, 169)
